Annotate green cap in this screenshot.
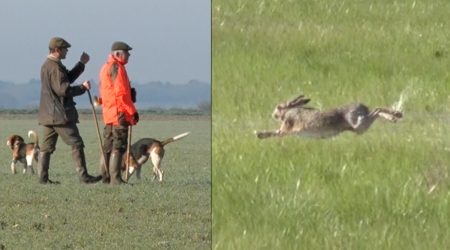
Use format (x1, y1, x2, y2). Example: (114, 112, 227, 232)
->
(111, 41, 132, 51)
(48, 37, 71, 49)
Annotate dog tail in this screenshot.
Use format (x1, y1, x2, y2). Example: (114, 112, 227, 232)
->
(161, 132, 190, 146)
(28, 130, 39, 148)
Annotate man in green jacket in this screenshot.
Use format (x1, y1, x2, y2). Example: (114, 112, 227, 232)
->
(37, 37, 101, 184)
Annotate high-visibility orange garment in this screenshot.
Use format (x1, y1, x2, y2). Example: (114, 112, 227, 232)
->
(99, 55, 137, 125)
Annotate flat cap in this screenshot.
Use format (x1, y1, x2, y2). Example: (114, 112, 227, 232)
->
(111, 41, 132, 51)
(49, 37, 71, 49)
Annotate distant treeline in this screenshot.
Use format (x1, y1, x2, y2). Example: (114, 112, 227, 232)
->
(0, 79, 211, 109)
(0, 106, 210, 116)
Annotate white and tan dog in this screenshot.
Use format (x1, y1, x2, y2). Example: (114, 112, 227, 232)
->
(122, 132, 190, 182)
(6, 130, 39, 174)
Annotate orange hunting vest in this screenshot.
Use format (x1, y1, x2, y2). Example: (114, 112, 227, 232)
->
(99, 55, 137, 125)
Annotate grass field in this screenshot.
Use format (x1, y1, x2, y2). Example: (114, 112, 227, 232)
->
(213, 1, 450, 249)
(0, 115, 211, 249)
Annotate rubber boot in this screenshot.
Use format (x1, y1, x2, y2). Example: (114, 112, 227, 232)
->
(37, 152, 59, 184)
(109, 150, 125, 185)
(72, 147, 102, 184)
(99, 152, 111, 183)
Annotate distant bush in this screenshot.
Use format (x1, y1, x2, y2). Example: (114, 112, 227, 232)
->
(197, 101, 211, 115)
(0, 109, 38, 114)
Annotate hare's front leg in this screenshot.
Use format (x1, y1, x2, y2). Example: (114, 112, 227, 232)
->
(255, 130, 282, 139)
(255, 118, 294, 139)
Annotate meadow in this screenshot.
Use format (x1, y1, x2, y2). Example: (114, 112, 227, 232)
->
(213, 0, 450, 249)
(0, 115, 211, 249)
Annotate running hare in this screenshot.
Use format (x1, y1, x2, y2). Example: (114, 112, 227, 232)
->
(255, 94, 403, 139)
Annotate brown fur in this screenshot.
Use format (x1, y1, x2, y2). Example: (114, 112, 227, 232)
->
(256, 94, 403, 139)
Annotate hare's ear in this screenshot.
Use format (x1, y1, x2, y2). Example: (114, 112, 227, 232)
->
(296, 98, 310, 106)
(288, 95, 310, 108)
(286, 95, 304, 106)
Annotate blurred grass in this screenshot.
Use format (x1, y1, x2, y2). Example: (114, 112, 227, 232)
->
(0, 115, 211, 249)
(213, 0, 450, 249)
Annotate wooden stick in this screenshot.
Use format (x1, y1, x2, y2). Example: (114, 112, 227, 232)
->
(87, 90, 108, 179)
(125, 125, 132, 182)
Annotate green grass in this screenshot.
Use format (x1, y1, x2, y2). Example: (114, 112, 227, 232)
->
(0, 115, 211, 249)
(213, 0, 450, 249)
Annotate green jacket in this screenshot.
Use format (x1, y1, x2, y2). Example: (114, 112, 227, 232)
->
(38, 56, 86, 125)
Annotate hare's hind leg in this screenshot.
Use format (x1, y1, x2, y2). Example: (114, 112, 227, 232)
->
(374, 108, 403, 122)
(347, 111, 378, 134)
(349, 108, 402, 134)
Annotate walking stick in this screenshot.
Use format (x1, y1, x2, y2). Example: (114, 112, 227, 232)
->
(87, 90, 108, 179)
(125, 125, 132, 182)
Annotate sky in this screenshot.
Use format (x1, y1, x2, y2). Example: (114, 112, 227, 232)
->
(0, 0, 211, 85)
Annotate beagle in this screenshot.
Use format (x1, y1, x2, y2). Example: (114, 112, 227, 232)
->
(6, 130, 39, 174)
(123, 132, 190, 182)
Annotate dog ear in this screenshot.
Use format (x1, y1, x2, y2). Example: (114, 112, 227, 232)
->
(7, 137, 13, 149)
(7, 135, 22, 150)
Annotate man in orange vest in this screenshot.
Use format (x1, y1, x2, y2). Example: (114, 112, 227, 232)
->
(98, 41, 139, 185)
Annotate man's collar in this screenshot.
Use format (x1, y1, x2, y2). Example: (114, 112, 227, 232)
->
(47, 54, 60, 62)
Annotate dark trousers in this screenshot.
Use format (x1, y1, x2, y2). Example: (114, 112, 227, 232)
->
(102, 124, 129, 154)
(38, 122, 101, 184)
(100, 124, 129, 184)
(40, 122, 84, 153)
